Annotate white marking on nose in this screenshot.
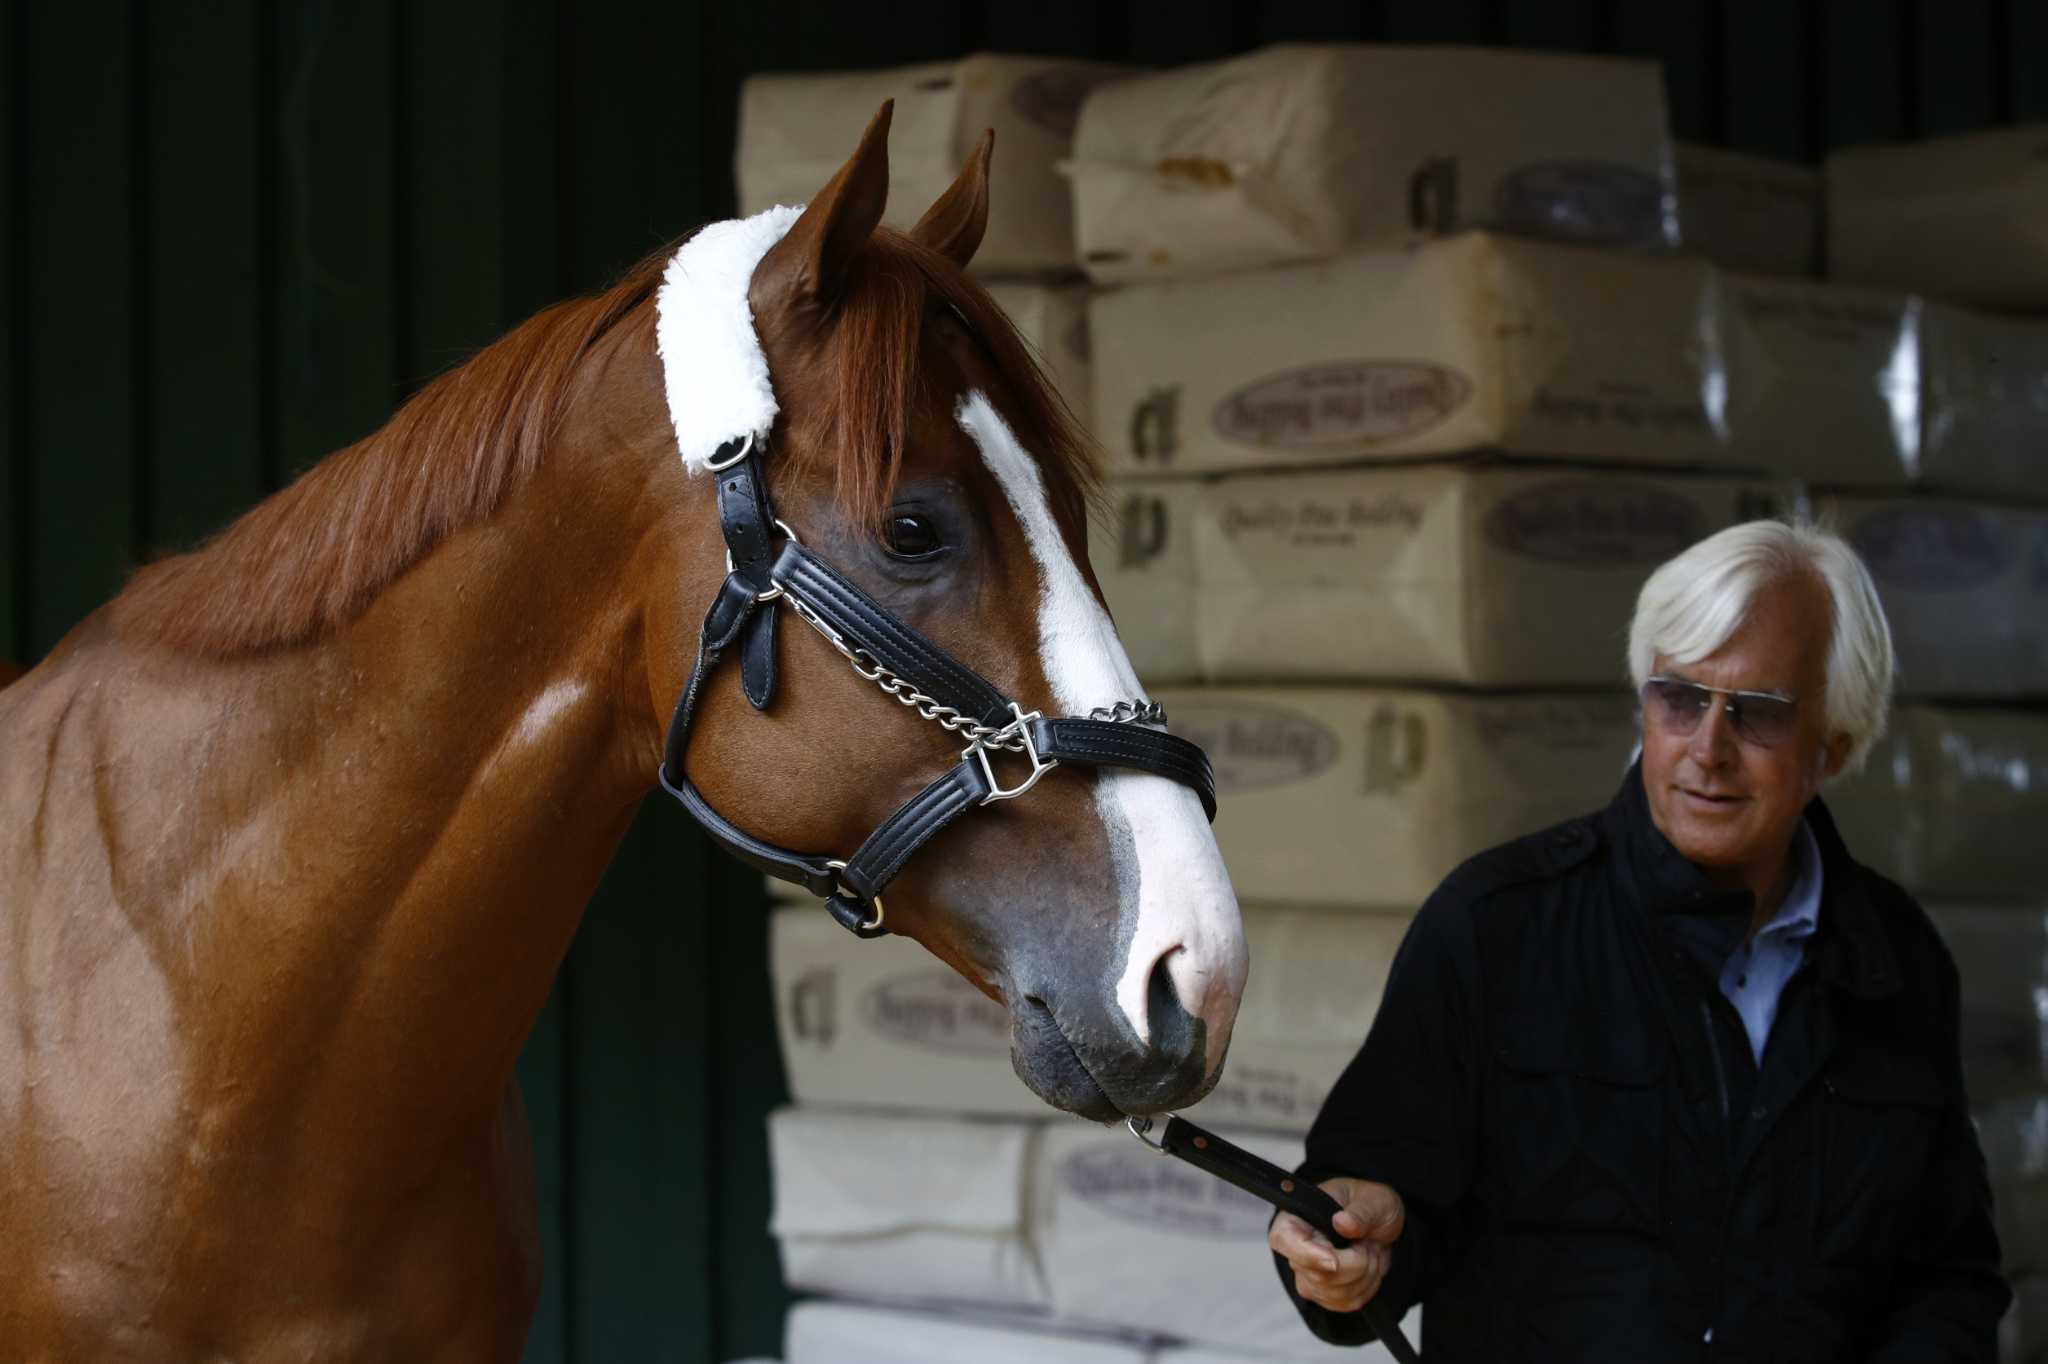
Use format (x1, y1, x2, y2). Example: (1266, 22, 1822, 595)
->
(956, 393, 1245, 1070)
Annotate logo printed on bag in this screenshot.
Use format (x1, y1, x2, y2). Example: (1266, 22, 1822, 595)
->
(1408, 155, 1460, 233)
(1118, 495, 1170, 569)
(1058, 1144, 1275, 1238)
(1849, 505, 2011, 591)
(1214, 361, 1472, 449)
(1492, 160, 1669, 246)
(789, 968, 837, 1046)
(1484, 480, 1708, 567)
(860, 971, 1011, 1055)
(1164, 700, 1341, 791)
(1131, 386, 1181, 462)
(1363, 705, 1427, 793)
(1010, 66, 1130, 139)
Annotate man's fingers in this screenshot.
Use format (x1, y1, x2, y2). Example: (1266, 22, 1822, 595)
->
(1323, 1176, 1407, 1244)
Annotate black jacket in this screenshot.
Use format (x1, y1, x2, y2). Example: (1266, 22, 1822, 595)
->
(1278, 764, 2010, 1362)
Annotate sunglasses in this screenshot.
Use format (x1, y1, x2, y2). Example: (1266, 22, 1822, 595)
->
(1639, 675, 1801, 749)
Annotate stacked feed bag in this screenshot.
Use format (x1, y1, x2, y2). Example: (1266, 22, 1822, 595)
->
(1672, 143, 1820, 276)
(987, 281, 1096, 428)
(1826, 124, 2048, 309)
(1828, 706, 2048, 899)
(767, 1107, 1047, 1311)
(770, 901, 1399, 1135)
(737, 54, 1131, 277)
(1154, 689, 1638, 910)
(783, 1299, 1151, 1364)
(1818, 496, 2048, 699)
(1099, 464, 1794, 688)
(1068, 44, 1676, 285)
(1032, 1121, 1423, 1360)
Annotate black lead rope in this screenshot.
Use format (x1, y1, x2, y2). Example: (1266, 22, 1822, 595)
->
(1130, 1115, 1425, 1364)
(656, 434, 1217, 938)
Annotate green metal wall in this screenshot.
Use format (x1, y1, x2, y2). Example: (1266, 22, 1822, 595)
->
(2, 2, 2039, 1360)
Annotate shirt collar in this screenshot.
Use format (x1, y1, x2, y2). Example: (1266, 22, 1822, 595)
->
(1757, 819, 1823, 942)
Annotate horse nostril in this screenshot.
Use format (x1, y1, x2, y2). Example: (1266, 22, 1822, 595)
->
(1146, 950, 1197, 1064)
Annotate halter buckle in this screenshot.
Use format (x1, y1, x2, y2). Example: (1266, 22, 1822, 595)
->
(705, 432, 755, 473)
(966, 704, 1057, 804)
(824, 859, 885, 934)
(726, 518, 802, 604)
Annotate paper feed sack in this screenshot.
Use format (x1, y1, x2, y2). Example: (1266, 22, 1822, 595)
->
(1826, 124, 2048, 309)
(986, 281, 1095, 430)
(1156, 688, 1639, 909)
(784, 1299, 1150, 1364)
(1091, 232, 1727, 480)
(738, 54, 1130, 275)
(1822, 494, 2048, 698)
(772, 902, 1408, 1134)
(1181, 465, 1795, 687)
(1034, 1121, 1421, 1361)
(1672, 143, 1819, 276)
(1069, 43, 1675, 284)
(1829, 706, 2048, 899)
(1092, 478, 1202, 685)
(1925, 904, 2048, 1103)
(768, 1106, 1046, 1310)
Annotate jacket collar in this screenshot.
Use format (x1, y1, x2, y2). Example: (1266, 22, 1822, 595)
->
(1602, 761, 1901, 1001)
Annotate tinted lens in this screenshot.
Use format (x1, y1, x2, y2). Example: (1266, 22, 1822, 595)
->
(1641, 678, 1711, 735)
(1725, 692, 1798, 747)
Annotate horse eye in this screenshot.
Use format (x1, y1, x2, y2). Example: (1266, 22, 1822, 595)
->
(884, 511, 945, 560)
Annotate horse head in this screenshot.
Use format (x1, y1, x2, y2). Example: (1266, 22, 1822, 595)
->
(642, 105, 1246, 1121)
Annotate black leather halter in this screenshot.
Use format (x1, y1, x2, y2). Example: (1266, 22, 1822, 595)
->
(657, 433, 1218, 940)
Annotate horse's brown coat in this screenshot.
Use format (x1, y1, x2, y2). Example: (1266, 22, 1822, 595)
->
(0, 108, 1239, 1359)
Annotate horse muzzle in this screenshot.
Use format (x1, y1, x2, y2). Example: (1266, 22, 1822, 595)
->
(1006, 961, 1220, 1121)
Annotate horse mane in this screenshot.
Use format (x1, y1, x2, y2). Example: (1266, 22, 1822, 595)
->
(114, 224, 1095, 659)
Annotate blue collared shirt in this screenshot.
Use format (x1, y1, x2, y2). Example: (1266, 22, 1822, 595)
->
(1717, 820, 1823, 1064)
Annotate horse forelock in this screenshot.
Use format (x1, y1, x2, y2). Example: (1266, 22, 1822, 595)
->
(114, 245, 673, 658)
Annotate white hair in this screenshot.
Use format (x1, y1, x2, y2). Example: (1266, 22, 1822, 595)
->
(1627, 519, 1896, 775)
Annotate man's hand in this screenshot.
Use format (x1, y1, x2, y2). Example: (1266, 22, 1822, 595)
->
(1268, 1176, 1406, 1314)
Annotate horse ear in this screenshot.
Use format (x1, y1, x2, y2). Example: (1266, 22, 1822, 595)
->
(751, 100, 893, 311)
(909, 128, 993, 269)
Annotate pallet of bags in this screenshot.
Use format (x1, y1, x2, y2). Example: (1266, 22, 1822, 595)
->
(1068, 43, 1675, 285)
(784, 1299, 1152, 1364)
(987, 281, 1095, 427)
(767, 1106, 1047, 1312)
(1819, 495, 2048, 698)
(1828, 707, 2048, 899)
(1097, 464, 1793, 688)
(1826, 124, 2048, 310)
(737, 54, 1132, 276)
(1032, 1121, 1423, 1361)
(1153, 687, 1638, 910)
(770, 902, 1406, 1135)
(1672, 143, 1820, 276)
(1091, 233, 1723, 479)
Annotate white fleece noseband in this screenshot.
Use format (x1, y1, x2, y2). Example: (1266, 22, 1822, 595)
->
(653, 204, 803, 473)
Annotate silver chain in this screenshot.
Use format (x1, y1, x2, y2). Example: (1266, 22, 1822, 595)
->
(779, 586, 1163, 751)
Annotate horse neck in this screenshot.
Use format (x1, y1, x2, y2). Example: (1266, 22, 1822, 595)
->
(171, 407, 698, 1136)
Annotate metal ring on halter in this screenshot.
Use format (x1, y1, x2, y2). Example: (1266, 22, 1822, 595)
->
(705, 432, 755, 473)
(726, 518, 802, 603)
(825, 859, 885, 934)
(1125, 1114, 1172, 1153)
(966, 703, 1057, 804)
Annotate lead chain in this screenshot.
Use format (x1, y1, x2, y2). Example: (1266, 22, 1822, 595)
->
(779, 585, 1167, 752)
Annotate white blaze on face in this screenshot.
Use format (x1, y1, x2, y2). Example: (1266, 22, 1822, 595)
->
(956, 393, 1246, 1072)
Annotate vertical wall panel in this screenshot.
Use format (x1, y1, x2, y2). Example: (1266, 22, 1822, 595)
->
(1912, 0, 1998, 134)
(1612, 0, 1717, 141)
(1502, 0, 1607, 50)
(21, 1, 136, 655)
(566, 805, 716, 1363)
(1253, 0, 1380, 43)
(1821, 0, 1909, 150)
(497, 0, 562, 330)
(1721, 0, 1814, 159)
(2013, 0, 2048, 120)
(1384, 0, 1500, 43)
(270, 0, 398, 482)
(0, 0, 19, 663)
(142, 2, 266, 557)
(982, 0, 1129, 58)
(1123, 0, 1248, 65)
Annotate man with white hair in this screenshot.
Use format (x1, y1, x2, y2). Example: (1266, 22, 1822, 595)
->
(1270, 519, 2010, 1361)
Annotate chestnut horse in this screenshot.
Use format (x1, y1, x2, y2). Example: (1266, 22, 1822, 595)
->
(0, 107, 1245, 1360)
